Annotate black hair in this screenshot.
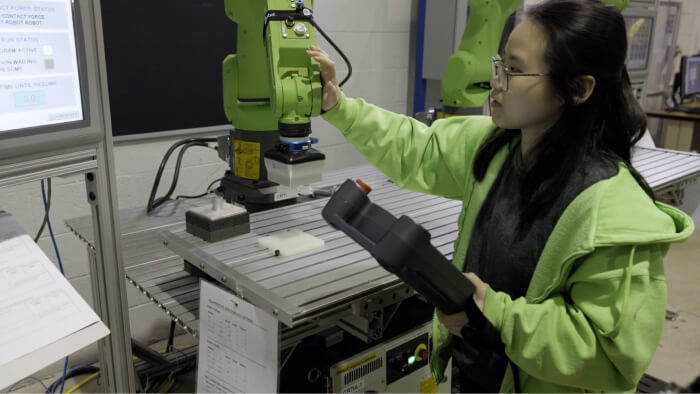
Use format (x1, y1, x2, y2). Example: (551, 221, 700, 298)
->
(473, 0, 655, 221)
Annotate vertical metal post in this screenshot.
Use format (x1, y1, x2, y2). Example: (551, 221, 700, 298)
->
(83, 0, 137, 390)
(85, 169, 136, 392)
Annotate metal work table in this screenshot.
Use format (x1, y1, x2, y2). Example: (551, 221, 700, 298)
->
(160, 168, 461, 330)
(66, 147, 700, 342)
(646, 102, 700, 152)
(67, 165, 456, 340)
(646, 102, 700, 122)
(67, 196, 210, 336)
(631, 147, 700, 205)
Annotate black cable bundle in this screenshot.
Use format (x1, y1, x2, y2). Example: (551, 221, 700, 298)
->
(45, 365, 99, 393)
(308, 18, 353, 87)
(34, 178, 51, 242)
(146, 138, 217, 213)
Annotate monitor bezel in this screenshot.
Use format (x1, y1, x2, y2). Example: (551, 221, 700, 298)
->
(624, 14, 655, 74)
(0, 0, 91, 141)
(680, 55, 700, 99)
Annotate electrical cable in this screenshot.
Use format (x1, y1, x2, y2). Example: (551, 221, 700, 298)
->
(46, 365, 98, 393)
(58, 357, 69, 394)
(166, 321, 176, 353)
(34, 178, 51, 242)
(150, 142, 209, 209)
(163, 378, 177, 393)
(41, 179, 64, 275)
(5, 376, 48, 393)
(65, 372, 99, 394)
(175, 177, 223, 200)
(170, 378, 184, 394)
(146, 138, 217, 213)
(61, 346, 194, 393)
(308, 18, 352, 87)
(155, 370, 176, 393)
(148, 141, 208, 212)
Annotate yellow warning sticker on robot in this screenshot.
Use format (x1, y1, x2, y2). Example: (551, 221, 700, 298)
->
(234, 140, 260, 180)
(420, 376, 439, 394)
(437, 112, 459, 119)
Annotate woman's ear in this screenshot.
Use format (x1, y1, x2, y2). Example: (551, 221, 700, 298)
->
(570, 75, 596, 105)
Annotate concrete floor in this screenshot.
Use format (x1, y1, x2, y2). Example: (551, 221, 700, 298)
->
(6, 232, 700, 393)
(646, 229, 700, 388)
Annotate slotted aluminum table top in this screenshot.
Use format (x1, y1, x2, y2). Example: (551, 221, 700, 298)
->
(65, 147, 700, 335)
(160, 166, 461, 327)
(631, 147, 700, 191)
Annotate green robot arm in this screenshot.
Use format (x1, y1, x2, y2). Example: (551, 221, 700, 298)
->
(223, 0, 322, 133)
(222, 0, 326, 192)
(440, 0, 629, 110)
(265, 2, 324, 130)
(606, 0, 630, 11)
(441, 0, 521, 109)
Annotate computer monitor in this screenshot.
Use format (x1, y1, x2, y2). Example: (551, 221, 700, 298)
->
(0, 0, 101, 163)
(0, 0, 88, 136)
(680, 55, 700, 99)
(99, 1, 236, 137)
(624, 15, 654, 74)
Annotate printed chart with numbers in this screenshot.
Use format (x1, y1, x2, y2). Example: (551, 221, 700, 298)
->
(197, 280, 279, 393)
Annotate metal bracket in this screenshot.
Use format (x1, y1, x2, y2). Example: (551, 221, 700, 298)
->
(217, 134, 232, 167)
(338, 284, 416, 343)
(657, 176, 699, 206)
(85, 172, 98, 206)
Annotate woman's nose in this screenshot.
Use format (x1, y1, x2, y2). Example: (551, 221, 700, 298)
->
(490, 75, 504, 94)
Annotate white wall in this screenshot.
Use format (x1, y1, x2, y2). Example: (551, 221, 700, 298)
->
(0, 0, 414, 382)
(668, 1, 700, 87)
(676, 0, 700, 58)
(669, 0, 700, 225)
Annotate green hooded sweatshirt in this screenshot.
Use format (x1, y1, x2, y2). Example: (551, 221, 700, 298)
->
(322, 93, 695, 392)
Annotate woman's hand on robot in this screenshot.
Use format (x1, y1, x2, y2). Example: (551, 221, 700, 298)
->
(306, 45, 341, 112)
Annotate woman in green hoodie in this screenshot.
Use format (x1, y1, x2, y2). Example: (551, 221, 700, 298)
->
(307, 0, 694, 392)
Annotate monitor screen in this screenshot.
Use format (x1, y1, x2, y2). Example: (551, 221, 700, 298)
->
(624, 16, 654, 72)
(682, 55, 700, 98)
(0, 0, 85, 134)
(100, 1, 236, 137)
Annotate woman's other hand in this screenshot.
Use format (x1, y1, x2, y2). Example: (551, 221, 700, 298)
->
(436, 272, 489, 337)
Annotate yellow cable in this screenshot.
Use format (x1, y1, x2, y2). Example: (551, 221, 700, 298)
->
(163, 378, 176, 393)
(67, 346, 190, 392)
(66, 372, 99, 393)
(133, 345, 192, 361)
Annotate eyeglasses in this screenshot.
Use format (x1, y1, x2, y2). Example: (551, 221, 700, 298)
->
(490, 54, 550, 92)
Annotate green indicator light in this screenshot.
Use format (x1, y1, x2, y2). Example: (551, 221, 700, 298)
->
(408, 356, 416, 365)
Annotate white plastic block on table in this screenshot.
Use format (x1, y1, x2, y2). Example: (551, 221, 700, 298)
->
(257, 229, 325, 257)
